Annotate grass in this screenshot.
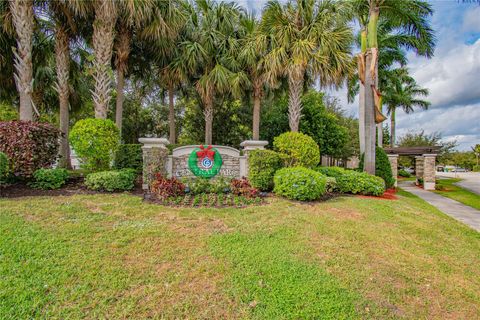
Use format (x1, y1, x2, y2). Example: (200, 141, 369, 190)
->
(1, 192, 480, 319)
(433, 178, 480, 210)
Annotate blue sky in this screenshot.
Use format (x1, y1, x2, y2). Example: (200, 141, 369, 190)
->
(235, 0, 480, 151)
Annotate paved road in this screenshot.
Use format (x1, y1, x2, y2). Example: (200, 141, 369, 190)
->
(399, 180, 480, 232)
(436, 172, 480, 195)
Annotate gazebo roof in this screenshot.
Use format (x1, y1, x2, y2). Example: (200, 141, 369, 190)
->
(383, 146, 441, 156)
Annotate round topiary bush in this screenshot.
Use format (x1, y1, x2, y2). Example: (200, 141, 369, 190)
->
(273, 167, 327, 201)
(273, 132, 320, 168)
(359, 147, 395, 189)
(69, 119, 120, 171)
(248, 149, 284, 191)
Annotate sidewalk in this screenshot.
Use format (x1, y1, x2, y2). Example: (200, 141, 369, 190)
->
(399, 181, 480, 232)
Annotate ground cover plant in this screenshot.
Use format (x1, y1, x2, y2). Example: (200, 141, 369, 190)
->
(434, 178, 480, 210)
(1, 192, 480, 319)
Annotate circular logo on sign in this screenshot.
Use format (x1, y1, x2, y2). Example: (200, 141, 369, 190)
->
(188, 145, 222, 179)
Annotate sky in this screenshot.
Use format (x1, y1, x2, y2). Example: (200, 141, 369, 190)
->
(235, 0, 480, 151)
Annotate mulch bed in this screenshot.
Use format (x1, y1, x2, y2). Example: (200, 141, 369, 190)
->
(0, 177, 143, 199)
(357, 188, 398, 200)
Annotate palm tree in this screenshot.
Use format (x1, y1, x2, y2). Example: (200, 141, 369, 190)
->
(383, 68, 430, 147)
(7, 0, 34, 121)
(180, 0, 246, 144)
(261, 0, 353, 132)
(350, 0, 435, 174)
(238, 15, 270, 140)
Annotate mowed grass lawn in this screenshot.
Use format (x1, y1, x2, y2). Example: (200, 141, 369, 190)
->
(1, 192, 480, 319)
(434, 178, 480, 210)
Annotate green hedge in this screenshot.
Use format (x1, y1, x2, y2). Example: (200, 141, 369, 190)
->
(315, 166, 385, 196)
(274, 167, 327, 201)
(30, 168, 69, 190)
(248, 149, 284, 191)
(85, 169, 136, 192)
(273, 132, 320, 168)
(114, 144, 143, 172)
(359, 147, 395, 189)
(0, 151, 8, 184)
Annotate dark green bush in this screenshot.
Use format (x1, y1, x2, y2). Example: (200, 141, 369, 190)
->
(273, 132, 320, 168)
(273, 167, 327, 201)
(0, 151, 9, 184)
(359, 148, 395, 189)
(30, 168, 69, 190)
(248, 149, 284, 191)
(114, 144, 143, 172)
(335, 171, 385, 196)
(398, 169, 412, 177)
(85, 169, 136, 192)
(69, 119, 120, 171)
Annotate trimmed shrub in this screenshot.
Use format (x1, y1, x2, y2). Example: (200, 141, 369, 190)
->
(30, 168, 69, 190)
(114, 144, 143, 172)
(359, 147, 395, 189)
(85, 169, 136, 192)
(274, 167, 327, 201)
(315, 166, 348, 178)
(69, 119, 120, 171)
(273, 132, 320, 168)
(0, 120, 60, 177)
(335, 171, 385, 196)
(398, 169, 412, 177)
(248, 149, 284, 191)
(151, 174, 186, 200)
(0, 152, 8, 184)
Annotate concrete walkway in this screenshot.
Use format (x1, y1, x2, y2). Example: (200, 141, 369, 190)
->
(399, 181, 480, 232)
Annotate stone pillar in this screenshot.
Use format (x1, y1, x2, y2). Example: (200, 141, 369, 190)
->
(423, 154, 437, 190)
(415, 156, 424, 186)
(387, 154, 399, 188)
(240, 140, 268, 178)
(139, 138, 170, 190)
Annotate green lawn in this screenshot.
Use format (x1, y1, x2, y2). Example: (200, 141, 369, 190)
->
(433, 178, 480, 210)
(1, 192, 480, 319)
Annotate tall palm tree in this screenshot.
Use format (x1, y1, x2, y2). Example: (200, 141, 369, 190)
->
(261, 0, 353, 132)
(180, 0, 246, 144)
(350, 0, 435, 174)
(383, 68, 430, 147)
(238, 15, 270, 140)
(7, 0, 34, 120)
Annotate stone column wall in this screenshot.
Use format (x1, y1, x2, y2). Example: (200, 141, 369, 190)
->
(423, 154, 437, 190)
(387, 154, 399, 188)
(139, 138, 170, 190)
(240, 140, 268, 178)
(415, 156, 424, 186)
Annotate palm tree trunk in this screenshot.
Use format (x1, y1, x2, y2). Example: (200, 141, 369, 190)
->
(287, 70, 304, 132)
(364, 50, 376, 174)
(55, 27, 71, 169)
(92, 0, 117, 119)
(204, 99, 213, 145)
(114, 25, 130, 132)
(168, 85, 175, 144)
(252, 84, 262, 140)
(390, 108, 396, 148)
(359, 81, 365, 154)
(9, 0, 34, 121)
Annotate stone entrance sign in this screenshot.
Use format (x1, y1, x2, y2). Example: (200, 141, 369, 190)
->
(167, 145, 246, 179)
(139, 139, 268, 190)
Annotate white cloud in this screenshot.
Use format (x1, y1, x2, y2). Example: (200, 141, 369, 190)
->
(463, 6, 480, 32)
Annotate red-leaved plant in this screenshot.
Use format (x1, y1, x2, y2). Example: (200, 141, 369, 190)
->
(150, 173, 186, 200)
(0, 121, 60, 177)
(230, 177, 259, 198)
